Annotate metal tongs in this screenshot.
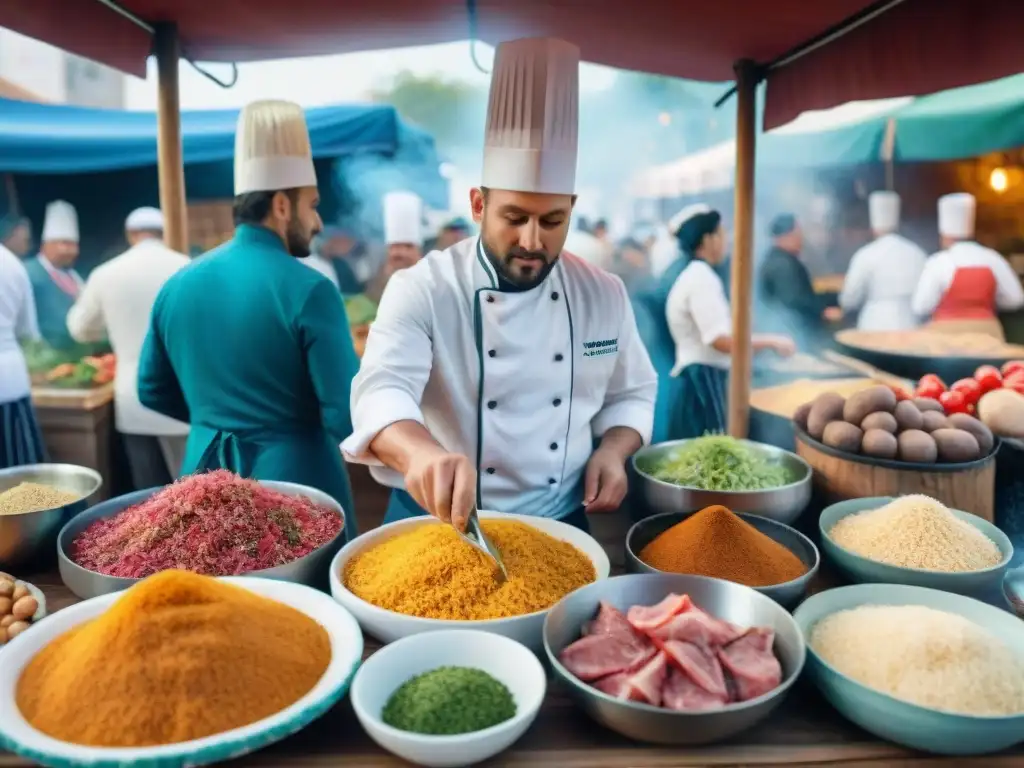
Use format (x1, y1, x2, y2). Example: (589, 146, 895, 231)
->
(456, 507, 509, 583)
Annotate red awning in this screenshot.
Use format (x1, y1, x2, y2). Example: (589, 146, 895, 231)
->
(2, 0, 1022, 127)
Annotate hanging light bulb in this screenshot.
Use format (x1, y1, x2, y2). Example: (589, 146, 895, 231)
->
(990, 167, 1009, 193)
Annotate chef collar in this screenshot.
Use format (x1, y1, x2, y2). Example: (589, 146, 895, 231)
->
(478, 238, 559, 293)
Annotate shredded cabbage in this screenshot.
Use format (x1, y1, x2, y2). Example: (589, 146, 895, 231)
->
(649, 435, 793, 491)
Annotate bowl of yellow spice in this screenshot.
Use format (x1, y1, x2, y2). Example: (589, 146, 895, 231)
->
(0, 570, 363, 768)
(330, 512, 610, 651)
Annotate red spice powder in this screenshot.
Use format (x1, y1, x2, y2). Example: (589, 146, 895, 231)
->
(71, 470, 343, 578)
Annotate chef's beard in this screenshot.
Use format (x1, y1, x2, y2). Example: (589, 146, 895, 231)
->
(286, 217, 315, 259)
(482, 238, 559, 290)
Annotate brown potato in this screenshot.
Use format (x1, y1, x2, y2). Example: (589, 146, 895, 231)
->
(913, 397, 945, 413)
(862, 428, 898, 459)
(897, 429, 939, 463)
(893, 400, 924, 432)
(0, 614, 15, 629)
(793, 401, 812, 432)
(861, 411, 898, 434)
(11, 596, 37, 621)
(807, 393, 846, 439)
(822, 421, 863, 453)
(6, 620, 29, 640)
(978, 388, 1024, 439)
(920, 410, 949, 433)
(932, 428, 981, 463)
(843, 386, 898, 425)
(946, 413, 995, 456)
(0, 579, 13, 598)
(0, 596, 11, 616)
(11, 584, 27, 602)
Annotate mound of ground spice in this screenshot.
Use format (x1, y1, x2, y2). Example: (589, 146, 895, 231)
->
(638, 505, 806, 587)
(16, 570, 332, 747)
(343, 519, 596, 620)
(71, 470, 342, 578)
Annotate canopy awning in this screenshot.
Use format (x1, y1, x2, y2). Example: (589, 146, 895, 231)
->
(2, 0, 1022, 128)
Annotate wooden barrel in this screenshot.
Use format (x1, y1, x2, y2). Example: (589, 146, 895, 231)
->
(794, 427, 996, 522)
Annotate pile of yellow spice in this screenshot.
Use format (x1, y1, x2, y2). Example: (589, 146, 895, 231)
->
(343, 519, 596, 620)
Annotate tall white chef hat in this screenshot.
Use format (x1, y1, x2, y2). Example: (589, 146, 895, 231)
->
(41, 200, 78, 243)
(125, 206, 164, 232)
(482, 37, 580, 195)
(667, 204, 712, 236)
(383, 191, 423, 245)
(234, 100, 317, 196)
(937, 192, 976, 239)
(868, 191, 900, 233)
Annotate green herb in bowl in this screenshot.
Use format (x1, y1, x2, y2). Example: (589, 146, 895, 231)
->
(651, 435, 794, 491)
(382, 666, 516, 736)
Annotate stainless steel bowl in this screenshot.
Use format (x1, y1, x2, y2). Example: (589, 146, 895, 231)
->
(543, 573, 806, 745)
(0, 464, 102, 568)
(625, 510, 819, 608)
(57, 480, 346, 599)
(631, 438, 812, 525)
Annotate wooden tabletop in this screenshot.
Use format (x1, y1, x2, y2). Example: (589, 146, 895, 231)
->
(31, 383, 114, 411)
(3, 470, 1023, 766)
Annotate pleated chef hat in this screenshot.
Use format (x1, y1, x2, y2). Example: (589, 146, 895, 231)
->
(125, 207, 164, 231)
(937, 192, 975, 239)
(868, 191, 900, 232)
(234, 100, 317, 196)
(41, 200, 78, 243)
(383, 191, 423, 245)
(482, 37, 580, 195)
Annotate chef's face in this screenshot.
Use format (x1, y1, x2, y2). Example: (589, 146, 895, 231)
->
(471, 187, 575, 289)
(702, 225, 728, 265)
(4, 223, 31, 257)
(42, 239, 78, 268)
(387, 243, 422, 271)
(273, 187, 321, 259)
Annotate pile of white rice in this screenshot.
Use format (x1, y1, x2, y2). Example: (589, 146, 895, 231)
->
(829, 495, 1002, 572)
(811, 604, 1024, 716)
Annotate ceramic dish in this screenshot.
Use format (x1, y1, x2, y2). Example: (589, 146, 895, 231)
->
(351, 629, 546, 767)
(0, 577, 363, 768)
(330, 512, 610, 651)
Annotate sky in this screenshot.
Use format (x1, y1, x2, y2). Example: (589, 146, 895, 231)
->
(124, 41, 617, 111)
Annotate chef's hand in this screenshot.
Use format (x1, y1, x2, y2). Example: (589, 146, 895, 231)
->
(770, 336, 797, 358)
(583, 447, 629, 513)
(404, 447, 476, 532)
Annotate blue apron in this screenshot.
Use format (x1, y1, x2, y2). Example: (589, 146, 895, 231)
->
(0, 396, 48, 469)
(670, 363, 729, 438)
(383, 488, 591, 533)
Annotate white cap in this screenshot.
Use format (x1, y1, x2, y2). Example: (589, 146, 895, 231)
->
(41, 200, 78, 242)
(481, 37, 580, 195)
(938, 192, 975, 239)
(868, 191, 900, 232)
(668, 203, 711, 235)
(383, 191, 423, 245)
(234, 100, 317, 195)
(125, 206, 164, 231)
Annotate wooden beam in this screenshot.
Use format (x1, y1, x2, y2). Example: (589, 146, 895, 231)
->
(153, 22, 188, 254)
(727, 59, 759, 439)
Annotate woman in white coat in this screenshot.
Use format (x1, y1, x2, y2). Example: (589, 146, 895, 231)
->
(839, 191, 927, 331)
(342, 37, 658, 532)
(665, 206, 794, 437)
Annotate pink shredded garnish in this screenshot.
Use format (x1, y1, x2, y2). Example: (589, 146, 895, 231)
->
(71, 470, 343, 578)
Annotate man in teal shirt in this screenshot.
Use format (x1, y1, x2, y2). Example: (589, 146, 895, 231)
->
(138, 100, 360, 540)
(23, 200, 84, 350)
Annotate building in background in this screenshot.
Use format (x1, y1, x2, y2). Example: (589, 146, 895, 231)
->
(0, 27, 124, 107)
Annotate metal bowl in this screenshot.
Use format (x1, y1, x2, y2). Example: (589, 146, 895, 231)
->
(543, 573, 806, 745)
(625, 510, 819, 608)
(57, 480, 346, 599)
(631, 439, 812, 525)
(794, 583, 1024, 755)
(820, 496, 1012, 598)
(0, 464, 102, 568)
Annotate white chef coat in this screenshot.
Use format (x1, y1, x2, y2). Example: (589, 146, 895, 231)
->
(0, 244, 39, 404)
(342, 236, 658, 519)
(301, 253, 341, 290)
(665, 259, 731, 376)
(66, 239, 190, 436)
(839, 233, 928, 331)
(911, 241, 1024, 318)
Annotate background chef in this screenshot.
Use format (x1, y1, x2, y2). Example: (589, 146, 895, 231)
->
(365, 190, 424, 303)
(23, 200, 84, 350)
(343, 36, 658, 532)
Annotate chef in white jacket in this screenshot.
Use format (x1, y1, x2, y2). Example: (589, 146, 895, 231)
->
(912, 192, 1024, 340)
(839, 191, 927, 331)
(66, 207, 191, 487)
(343, 37, 658, 532)
(365, 191, 424, 303)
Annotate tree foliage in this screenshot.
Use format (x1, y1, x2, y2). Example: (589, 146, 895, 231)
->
(371, 71, 486, 154)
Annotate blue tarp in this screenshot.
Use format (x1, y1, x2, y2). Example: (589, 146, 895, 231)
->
(0, 98, 411, 173)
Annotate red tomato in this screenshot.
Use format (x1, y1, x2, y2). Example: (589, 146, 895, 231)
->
(915, 374, 946, 400)
(950, 378, 983, 406)
(1001, 360, 1024, 378)
(890, 385, 911, 402)
(974, 365, 1003, 393)
(938, 389, 969, 415)
(1004, 371, 1024, 395)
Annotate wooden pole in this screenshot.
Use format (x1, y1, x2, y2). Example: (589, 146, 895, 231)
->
(153, 23, 188, 253)
(727, 60, 759, 438)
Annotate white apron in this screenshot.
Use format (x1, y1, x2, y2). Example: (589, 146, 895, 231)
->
(343, 236, 657, 519)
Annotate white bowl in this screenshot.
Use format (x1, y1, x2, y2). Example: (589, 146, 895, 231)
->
(0, 577, 363, 768)
(329, 512, 611, 651)
(350, 629, 546, 767)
